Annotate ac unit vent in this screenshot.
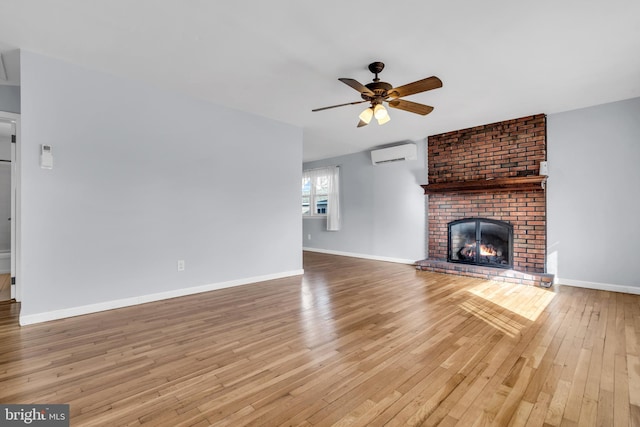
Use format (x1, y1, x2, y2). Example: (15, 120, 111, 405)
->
(371, 143, 417, 166)
(375, 157, 406, 164)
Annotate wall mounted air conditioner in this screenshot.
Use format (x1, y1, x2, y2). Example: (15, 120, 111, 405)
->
(371, 143, 417, 165)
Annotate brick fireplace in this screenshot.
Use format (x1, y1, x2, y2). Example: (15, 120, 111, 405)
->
(415, 114, 554, 287)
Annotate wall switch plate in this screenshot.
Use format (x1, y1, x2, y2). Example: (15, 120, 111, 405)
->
(177, 260, 185, 271)
(307, 234, 311, 240)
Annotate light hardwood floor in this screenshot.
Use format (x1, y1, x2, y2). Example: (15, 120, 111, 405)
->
(1, 251, 639, 426)
(0, 273, 11, 301)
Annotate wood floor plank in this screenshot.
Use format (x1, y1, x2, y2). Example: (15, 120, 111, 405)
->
(0, 273, 11, 301)
(0, 252, 639, 426)
(615, 354, 631, 427)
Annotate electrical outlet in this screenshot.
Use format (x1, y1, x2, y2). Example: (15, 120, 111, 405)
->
(307, 234, 311, 240)
(539, 161, 548, 176)
(177, 260, 185, 271)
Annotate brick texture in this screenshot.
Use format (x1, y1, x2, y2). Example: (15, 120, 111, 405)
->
(427, 114, 547, 274)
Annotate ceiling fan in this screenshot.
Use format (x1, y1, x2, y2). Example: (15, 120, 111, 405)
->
(312, 61, 442, 127)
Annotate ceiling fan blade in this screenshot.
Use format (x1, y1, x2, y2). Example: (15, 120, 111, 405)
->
(388, 76, 442, 98)
(338, 78, 375, 96)
(312, 100, 368, 112)
(357, 119, 369, 128)
(388, 99, 434, 115)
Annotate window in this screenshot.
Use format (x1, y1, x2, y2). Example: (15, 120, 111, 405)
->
(302, 172, 329, 216)
(302, 166, 341, 230)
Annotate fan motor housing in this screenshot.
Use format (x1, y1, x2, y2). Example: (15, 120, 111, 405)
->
(362, 81, 392, 100)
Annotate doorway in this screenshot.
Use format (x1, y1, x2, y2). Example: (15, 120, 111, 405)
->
(0, 113, 19, 302)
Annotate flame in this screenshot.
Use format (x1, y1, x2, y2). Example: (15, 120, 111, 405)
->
(480, 244, 497, 256)
(461, 243, 498, 258)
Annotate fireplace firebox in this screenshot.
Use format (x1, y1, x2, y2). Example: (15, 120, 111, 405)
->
(448, 218, 513, 268)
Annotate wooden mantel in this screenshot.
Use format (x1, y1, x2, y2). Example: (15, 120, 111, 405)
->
(421, 175, 547, 194)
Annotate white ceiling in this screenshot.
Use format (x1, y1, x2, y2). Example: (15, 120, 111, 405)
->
(0, 1, 639, 162)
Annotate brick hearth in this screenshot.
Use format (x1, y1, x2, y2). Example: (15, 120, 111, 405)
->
(415, 259, 553, 287)
(416, 114, 553, 287)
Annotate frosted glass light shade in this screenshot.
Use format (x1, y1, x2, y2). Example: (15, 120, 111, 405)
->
(359, 107, 373, 124)
(377, 114, 391, 125)
(373, 104, 388, 120)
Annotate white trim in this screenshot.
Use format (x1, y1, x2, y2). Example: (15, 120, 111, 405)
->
(556, 277, 640, 295)
(303, 247, 416, 265)
(19, 269, 304, 326)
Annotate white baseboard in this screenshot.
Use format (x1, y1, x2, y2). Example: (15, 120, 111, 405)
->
(19, 269, 304, 326)
(303, 247, 416, 265)
(557, 277, 640, 295)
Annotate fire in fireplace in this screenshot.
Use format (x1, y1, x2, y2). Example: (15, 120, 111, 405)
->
(448, 218, 513, 268)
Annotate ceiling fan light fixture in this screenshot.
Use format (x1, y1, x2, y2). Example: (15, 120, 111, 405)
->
(373, 103, 388, 120)
(312, 61, 442, 129)
(358, 107, 374, 124)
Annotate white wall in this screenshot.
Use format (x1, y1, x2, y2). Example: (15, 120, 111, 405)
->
(303, 141, 427, 263)
(19, 51, 303, 323)
(0, 84, 20, 114)
(547, 97, 640, 292)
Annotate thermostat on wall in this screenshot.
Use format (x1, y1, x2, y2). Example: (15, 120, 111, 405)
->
(40, 144, 53, 169)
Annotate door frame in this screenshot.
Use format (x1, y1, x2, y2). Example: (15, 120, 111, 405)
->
(0, 111, 20, 301)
